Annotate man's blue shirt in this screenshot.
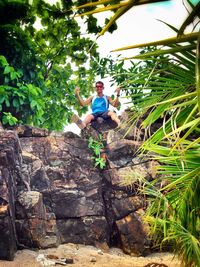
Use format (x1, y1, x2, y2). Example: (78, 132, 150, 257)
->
(91, 95, 109, 114)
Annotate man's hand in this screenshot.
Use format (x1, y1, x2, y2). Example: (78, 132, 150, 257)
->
(108, 87, 121, 107)
(74, 87, 92, 107)
(115, 87, 121, 96)
(75, 86, 80, 95)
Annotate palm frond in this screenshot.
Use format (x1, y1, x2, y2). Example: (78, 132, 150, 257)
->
(73, 0, 112, 9)
(75, 2, 130, 17)
(178, 2, 200, 36)
(98, 0, 135, 36)
(122, 44, 196, 60)
(164, 223, 200, 267)
(196, 32, 200, 111)
(112, 32, 199, 52)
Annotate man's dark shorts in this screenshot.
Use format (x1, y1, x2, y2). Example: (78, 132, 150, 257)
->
(92, 111, 110, 120)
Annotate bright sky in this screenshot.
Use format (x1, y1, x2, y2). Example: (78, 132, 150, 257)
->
(47, 0, 199, 133)
(97, 0, 196, 58)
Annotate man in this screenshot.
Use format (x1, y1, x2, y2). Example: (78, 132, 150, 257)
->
(72, 81, 121, 129)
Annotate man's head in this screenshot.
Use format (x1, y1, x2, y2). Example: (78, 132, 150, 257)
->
(95, 81, 104, 96)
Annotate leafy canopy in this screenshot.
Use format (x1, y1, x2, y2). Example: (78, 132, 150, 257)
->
(0, 0, 110, 130)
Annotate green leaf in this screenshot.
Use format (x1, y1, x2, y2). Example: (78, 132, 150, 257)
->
(0, 55, 8, 66)
(5, 98, 10, 107)
(13, 98, 19, 108)
(2, 112, 18, 126)
(30, 99, 38, 109)
(94, 146, 100, 155)
(3, 65, 11, 74)
(164, 118, 200, 138)
(10, 70, 17, 80)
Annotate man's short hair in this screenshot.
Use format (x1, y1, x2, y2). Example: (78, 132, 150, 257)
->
(95, 81, 104, 86)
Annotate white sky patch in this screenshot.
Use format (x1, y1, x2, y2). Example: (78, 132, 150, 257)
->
(97, 0, 193, 59)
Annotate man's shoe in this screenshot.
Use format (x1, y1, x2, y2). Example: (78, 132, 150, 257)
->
(71, 114, 86, 129)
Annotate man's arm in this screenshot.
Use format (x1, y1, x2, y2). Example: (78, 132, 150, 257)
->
(108, 87, 121, 107)
(75, 86, 92, 107)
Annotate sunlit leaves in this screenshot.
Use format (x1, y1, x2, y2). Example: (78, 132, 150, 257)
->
(2, 112, 18, 126)
(88, 135, 106, 169)
(0, 56, 44, 126)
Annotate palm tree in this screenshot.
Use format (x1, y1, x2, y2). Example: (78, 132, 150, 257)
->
(74, 1, 200, 266)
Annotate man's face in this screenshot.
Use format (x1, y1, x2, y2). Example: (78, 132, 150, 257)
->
(95, 83, 104, 94)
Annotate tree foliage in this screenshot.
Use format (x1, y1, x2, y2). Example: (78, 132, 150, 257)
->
(0, 55, 44, 126)
(0, 0, 106, 130)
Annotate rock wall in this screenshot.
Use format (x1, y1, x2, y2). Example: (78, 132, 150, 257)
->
(0, 115, 158, 260)
(0, 131, 20, 260)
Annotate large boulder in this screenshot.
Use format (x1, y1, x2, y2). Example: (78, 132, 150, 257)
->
(116, 211, 150, 256)
(57, 216, 109, 245)
(15, 191, 59, 248)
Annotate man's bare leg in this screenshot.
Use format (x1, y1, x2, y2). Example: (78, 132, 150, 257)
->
(71, 114, 84, 129)
(108, 111, 120, 126)
(83, 114, 95, 127)
(72, 114, 95, 129)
